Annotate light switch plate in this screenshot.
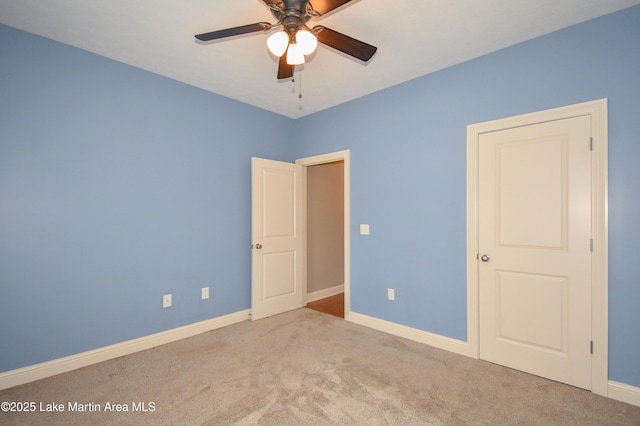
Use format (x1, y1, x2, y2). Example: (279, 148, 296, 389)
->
(360, 224, 370, 235)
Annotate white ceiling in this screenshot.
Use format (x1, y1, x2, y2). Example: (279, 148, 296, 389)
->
(1, 0, 639, 118)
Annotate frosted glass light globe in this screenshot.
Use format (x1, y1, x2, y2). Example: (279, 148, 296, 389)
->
(267, 31, 289, 57)
(286, 43, 305, 65)
(296, 30, 318, 55)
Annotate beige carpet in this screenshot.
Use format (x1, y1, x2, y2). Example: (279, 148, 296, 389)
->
(1, 308, 639, 425)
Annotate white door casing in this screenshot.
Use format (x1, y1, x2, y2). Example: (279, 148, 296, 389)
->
(466, 99, 608, 396)
(478, 116, 592, 389)
(251, 158, 304, 321)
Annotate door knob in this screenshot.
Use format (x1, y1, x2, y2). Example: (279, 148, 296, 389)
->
(254, 243, 262, 250)
(481, 254, 490, 262)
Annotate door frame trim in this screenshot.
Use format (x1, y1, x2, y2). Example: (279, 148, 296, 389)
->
(296, 150, 351, 320)
(466, 99, 608, 396)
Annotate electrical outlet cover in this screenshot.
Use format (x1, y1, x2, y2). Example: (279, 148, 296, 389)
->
(163, 294, 172, 308)
(387, 288, 395, 300)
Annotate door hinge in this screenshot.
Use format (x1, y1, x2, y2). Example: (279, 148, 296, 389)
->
(590, 341, 594, 354)
(590, 137, 593, 151)
(590, 239, 594, 252)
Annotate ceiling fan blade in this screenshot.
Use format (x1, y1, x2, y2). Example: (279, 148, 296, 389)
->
(314, 26, 377, 62)
(195, 22, 271, 41)
(310, 0, 353, 15)
(277, 54, 294, 80)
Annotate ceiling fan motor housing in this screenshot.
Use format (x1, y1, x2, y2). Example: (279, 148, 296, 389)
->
(271, 0, 313, 36)
(283, 16, 305, 36)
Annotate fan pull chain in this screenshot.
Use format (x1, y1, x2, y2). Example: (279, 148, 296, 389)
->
(291, 68, 296, 94)
(298, 69, 302, 99)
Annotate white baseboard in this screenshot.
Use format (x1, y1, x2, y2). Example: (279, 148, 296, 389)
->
(4, 308, 639, 409)
(348, 312, 472, 358)
(608, 381, 640, 407)
(306, 284, 344, 303)
(0, 309, 251, 391)
(350, 313, 640, 407)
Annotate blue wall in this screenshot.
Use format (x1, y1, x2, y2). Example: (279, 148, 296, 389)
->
(292, 6, 640, 387)
(2, 5, 639, 389)
(0, 24, 294, 371)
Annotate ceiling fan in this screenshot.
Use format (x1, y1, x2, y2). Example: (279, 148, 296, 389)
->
(195, 0, 377, 80)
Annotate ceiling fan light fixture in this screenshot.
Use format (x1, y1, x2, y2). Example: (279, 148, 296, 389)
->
(296, 29, 317, 55)
(267, 30, 289, 57)
(195, 0, 378, 81)
(286, 43, 305, 65)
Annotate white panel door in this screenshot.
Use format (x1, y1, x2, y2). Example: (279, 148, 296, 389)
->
(478, 116, 592, 389)
(251, 157, 304, 321)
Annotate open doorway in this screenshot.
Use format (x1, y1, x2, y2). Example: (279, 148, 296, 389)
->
(305, 161, 344, 318)
(296, 151, 350, 319)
